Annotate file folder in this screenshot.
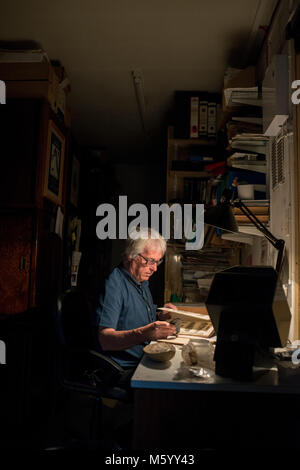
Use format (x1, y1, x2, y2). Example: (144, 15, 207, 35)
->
(190, 96, 199, 138)
(199, 92, 208, 136)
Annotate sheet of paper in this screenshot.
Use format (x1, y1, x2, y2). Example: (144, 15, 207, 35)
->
(55, 206, 64, 239)
(158, 307, 210, 321)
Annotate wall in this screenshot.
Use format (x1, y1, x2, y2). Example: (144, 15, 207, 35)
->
(110, 161, 166, 306)
(256, 0, 298, 339)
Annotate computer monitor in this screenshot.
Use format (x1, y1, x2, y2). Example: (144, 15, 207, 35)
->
(205, 265, 291, 380)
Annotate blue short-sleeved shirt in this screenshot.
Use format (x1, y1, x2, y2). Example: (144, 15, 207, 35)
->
(95, 265, 157, 367)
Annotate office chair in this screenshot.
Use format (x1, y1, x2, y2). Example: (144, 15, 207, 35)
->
(48, 290, 130, 449)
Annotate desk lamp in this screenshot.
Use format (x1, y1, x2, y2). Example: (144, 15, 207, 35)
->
(204, 189, 290, 381)
(204, 188, 285, 274)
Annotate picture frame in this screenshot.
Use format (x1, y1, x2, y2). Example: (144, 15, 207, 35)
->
(43, 120, 65, 205)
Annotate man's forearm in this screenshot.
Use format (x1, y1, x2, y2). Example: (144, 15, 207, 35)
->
(98, 326, 147, 351)
(99, 321, 176, 351)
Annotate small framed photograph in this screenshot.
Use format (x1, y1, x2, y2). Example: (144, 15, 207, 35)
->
(44, 120, 65, 205)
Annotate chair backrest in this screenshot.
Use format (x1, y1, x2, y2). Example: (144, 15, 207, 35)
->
(52, 290, 93, 382)
(52, 290, 129, 400)
(55, 290, 92, 349)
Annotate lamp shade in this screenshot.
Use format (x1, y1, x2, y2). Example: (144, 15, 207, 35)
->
(204, 201, 239, 233)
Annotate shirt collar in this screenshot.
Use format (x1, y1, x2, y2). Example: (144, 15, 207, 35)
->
(119, 264, 149, 288)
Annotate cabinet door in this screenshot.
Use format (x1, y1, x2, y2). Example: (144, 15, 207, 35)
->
(0, 213, 33, 314)
(0, 99, 43, 206)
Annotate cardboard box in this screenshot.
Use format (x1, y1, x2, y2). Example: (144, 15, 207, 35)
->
(53, 64, 71, 123)
(224, 65, 256, 89)
(0, 62, 59, 112)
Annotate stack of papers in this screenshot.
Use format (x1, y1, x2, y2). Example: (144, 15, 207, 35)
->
(158, 307, 215, 341)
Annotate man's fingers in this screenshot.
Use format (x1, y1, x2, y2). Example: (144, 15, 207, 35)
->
(155, 321, 171, 327)
(164, 303, 178, 310)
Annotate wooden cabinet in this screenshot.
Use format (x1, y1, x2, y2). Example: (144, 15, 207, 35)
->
(0, 98, 67, 208)
(0, 211, 33, 314)
(0, 99, 67, 315)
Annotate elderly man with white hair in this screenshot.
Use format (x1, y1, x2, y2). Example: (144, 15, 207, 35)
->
(95, 228, 177, 371)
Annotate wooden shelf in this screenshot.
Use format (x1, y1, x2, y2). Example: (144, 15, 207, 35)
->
(167, 126, 217, 146)
(168, 170, 211, 178)
(165, 126, 223, 303)
(168, 136, 217, 146)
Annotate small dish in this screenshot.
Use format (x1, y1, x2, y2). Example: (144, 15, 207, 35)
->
(143, 342, 176, 362)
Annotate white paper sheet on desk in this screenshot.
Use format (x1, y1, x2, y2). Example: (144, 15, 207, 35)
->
(157, 307, 210, 321)
(158, 335, 216, 346)
(158, 337, 190, 345)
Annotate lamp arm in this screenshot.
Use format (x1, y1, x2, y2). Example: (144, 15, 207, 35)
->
(234, 199, 285, 274)
(234, 200, 276, 245)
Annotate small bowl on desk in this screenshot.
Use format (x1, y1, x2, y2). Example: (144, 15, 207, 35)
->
(143, 342, 176, 362)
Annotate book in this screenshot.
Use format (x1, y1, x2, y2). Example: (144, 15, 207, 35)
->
(207, 101, 217, 137)
(0, 46, 49, 63)
(231, 163, 267, 173)
(226, 121, 263, 140)
(221, 232, 254, 245)
(232, 116, 263, 125)
(235, 214, 269, 224)
(190, 96, 199, 138)
(228, 152, 266, 161)
(199, 95, 208, 136)
(233, 205, 269, 215)
(157, 307, 214, 338)
(230, 142, 268, 155)
(237, 199, 269, 206)
(183, 178, 209, 203)
(223, 87, 260, 107)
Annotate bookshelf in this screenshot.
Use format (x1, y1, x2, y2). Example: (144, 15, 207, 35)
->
(166, 126, 215, 204)
(164, 125, 240, 304)
(219, 71, 271, 234)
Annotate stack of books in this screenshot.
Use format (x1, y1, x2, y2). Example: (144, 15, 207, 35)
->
(223, 87, 261, 108)
(171, 144, 217, 171)
(224, 89, 269, 201)
(228, 151, 266, 174)
(0, 40, 49, 63)
(179, 241, 236, 302)
(183, 177, 211, 204)
(233, 199, 270, 225)
(226, 116, 263, 141)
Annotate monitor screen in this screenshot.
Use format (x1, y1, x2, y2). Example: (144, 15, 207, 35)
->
(206, 265, 289, 350)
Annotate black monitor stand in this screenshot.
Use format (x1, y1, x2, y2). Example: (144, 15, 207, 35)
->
(206, 266, 283, 381)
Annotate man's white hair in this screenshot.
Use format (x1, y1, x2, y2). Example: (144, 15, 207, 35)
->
(124, 227, 166, 260)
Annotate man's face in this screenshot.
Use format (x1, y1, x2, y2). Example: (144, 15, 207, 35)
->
(130, 246, 163, 283)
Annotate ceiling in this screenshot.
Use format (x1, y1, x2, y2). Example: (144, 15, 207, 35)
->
(0, 0, 278, 162)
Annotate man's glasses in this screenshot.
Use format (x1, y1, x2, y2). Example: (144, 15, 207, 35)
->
(138, 253, 164, 266)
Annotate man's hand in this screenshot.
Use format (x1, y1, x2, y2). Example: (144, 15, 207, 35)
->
(157, 303, 178, 320)
(143, 321, 177, 341)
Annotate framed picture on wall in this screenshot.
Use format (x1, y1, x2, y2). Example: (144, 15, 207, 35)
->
(43, 120, 65, 205)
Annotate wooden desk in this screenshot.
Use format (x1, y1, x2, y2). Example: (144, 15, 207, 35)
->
(131, 344, 300, 449)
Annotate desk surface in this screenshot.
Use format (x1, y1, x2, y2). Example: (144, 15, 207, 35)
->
(131, 344, 300, 394)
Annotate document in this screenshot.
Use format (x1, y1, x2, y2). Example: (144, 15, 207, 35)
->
(158, 307, 214, 339)
(157, 307, 210, 321)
